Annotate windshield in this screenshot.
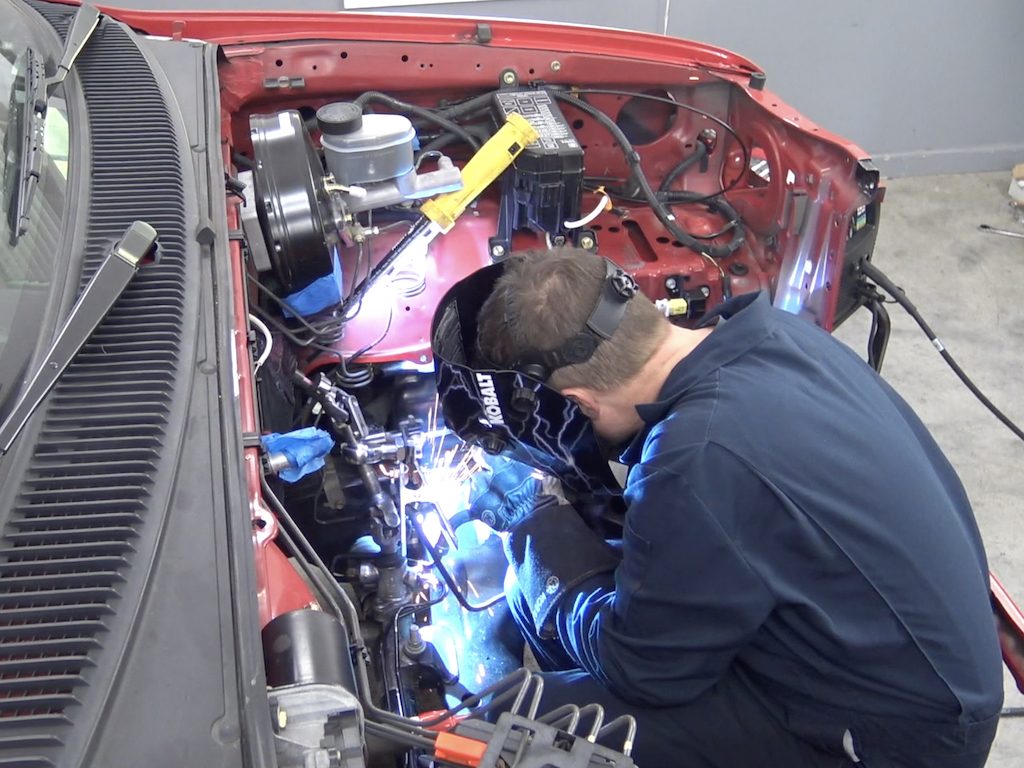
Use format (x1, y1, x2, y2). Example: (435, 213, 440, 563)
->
(0, 2, 69, 418)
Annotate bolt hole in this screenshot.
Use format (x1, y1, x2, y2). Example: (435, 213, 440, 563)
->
(671, 240, 684, 248)
(528, 68, 536, 75)
(405, 306, 412, 312)
(592, 224, 603, 231)
(340, 51, 348, 59)
(419, 63, 426, 69)
(475, 63, 482, 69)
(656, 236, 670, 244)
(608, 225, 620, 233)
(275, 59, 283, 67)
(401, 54, 409, 62)
(572, 119, 585, 130)
(312, 64, 318, 71)
(254, 518, 267, 530)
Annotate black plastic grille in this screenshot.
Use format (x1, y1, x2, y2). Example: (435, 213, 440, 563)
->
(2, 4, 189, 762)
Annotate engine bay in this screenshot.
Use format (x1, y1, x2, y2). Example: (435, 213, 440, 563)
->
(217, 30, 882, 768)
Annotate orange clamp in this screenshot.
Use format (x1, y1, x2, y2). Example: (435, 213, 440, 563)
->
(434, 731, 488, 767)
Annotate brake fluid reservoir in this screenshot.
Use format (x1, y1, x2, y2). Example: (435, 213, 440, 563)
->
(317, 102, 416, 186)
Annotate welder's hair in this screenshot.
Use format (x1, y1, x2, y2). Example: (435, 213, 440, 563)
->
(475, 249, 668, 392)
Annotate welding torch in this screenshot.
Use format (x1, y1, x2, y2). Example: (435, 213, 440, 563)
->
(338, 113, 539, 315)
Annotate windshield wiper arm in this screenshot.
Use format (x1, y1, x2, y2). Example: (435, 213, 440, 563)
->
(44, 4, 101, 98)
(10, 4, 101, 241)
(0, 221, 157, 455)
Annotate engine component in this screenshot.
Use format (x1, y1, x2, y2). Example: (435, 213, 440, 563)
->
(318, 103, 415, 186)
(339, 113, 539, 316)
(263, 609, 357, 690)
(269, 683, 365, 768)
(264, 610, 365, 768)
(490, 89, 585, 253)
(250, 110, 334, 294)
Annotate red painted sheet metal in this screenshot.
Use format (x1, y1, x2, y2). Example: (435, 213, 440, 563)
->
(62, 0, 759, 75)
(991, 572, 1024, 694)
(227, 186, 318, 627)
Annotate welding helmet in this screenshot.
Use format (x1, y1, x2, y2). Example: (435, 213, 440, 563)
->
(430, 259, 633, 504)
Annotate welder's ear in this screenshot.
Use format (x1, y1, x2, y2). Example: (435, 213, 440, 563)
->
(561, 387, 599, 421)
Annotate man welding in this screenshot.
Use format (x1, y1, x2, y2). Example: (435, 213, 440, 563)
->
(429, 248, 1003, 768)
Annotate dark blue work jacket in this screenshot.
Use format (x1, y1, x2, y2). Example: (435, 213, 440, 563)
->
(513, 291, 1004, 762)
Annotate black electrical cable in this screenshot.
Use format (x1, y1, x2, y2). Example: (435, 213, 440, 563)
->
(859, 258, 1024, 443)
(347, 302, 394, 367)
(364, 721, 437, 751)
(419, 122, 493, 156)
(552, 91, 745, 258)
(433, 90, 498, 120)
(353, 91, 481, 151)
(659, 141, 707, 194)
(571, 87, 750, 201)
(246, 272, 347, 345)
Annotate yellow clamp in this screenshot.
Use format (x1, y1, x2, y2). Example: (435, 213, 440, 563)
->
(420, 112, 540, 233)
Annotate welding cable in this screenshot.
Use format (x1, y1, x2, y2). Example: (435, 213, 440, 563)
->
(859, 258, 1024, 443)
(353, 91, 481, 151)
(552, 91, 745, 259)
(248, 313, 273, 373)
(596, 715, 638, 756)
(572, 87, 750, 202)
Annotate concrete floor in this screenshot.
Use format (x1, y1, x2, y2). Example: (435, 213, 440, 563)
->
(832, 171, 1024, 765)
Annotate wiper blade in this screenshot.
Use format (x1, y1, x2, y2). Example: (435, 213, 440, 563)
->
(10, 4, 101, 241)
(8, 47, 46, 243)
(0, 221, 157, 455)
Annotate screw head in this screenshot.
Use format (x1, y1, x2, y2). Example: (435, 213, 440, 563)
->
(491, 244, 506, 258)
(501, 70, 517, 85)
(579, 235, 595, 250)
(277, 707, 288, 731)
(550, 60, 561, 72)
(700, 286, 711, 297)
(665, 277, 677, 290)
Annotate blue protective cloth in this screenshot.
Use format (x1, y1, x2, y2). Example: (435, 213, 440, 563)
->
(260, 427, 334, 482)
(281, 248, 343, 318)
(504, 291, 1003, 768)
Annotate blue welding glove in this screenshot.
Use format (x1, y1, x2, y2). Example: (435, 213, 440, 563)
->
(467, 454, 544, 532)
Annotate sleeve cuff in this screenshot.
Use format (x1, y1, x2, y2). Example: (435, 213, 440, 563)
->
(504, 502, 620, 634)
